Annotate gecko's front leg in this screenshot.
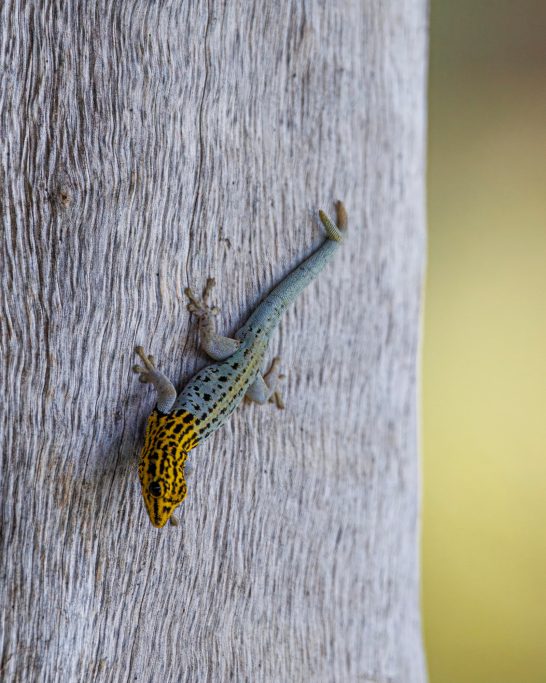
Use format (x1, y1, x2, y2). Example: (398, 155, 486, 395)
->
(185, 278, 241, 360)
(132, 346, 177, 413)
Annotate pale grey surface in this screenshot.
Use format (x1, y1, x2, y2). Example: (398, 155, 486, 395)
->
(0, 1, 428, 681)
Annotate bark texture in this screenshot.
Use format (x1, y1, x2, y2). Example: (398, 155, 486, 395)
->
(0, 1, 428, 681)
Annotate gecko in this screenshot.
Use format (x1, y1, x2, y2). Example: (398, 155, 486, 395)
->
(133, 201, 347, 527)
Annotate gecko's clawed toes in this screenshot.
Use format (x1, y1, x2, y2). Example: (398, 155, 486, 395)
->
(184, 287, 197, 301)
(202, 277, 216, 302)
(269, 390, 285, 410)
(185, 277, 218, 317)
(133, 346, 157, 377)
(133, 363, 153, 383)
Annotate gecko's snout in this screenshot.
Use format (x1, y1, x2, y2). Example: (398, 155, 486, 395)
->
(138, 451, 189, 529)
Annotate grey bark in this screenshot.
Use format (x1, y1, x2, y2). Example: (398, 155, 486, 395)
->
(0, 1, 428, 682)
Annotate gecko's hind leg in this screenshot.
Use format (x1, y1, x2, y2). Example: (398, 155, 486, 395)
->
(185, 278, 241, 361)
(132, 346, 177, 413)
(246, 357, 285, 410)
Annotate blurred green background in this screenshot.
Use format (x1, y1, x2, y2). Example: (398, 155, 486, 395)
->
(423, 2, 546, 682)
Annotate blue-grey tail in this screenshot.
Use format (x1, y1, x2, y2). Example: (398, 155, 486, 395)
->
(237, 204, 346, 339)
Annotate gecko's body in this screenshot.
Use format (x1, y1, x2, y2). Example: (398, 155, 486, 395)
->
(134, 203, 347, 527)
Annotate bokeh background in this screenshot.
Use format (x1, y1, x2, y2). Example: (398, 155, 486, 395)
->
(423, 2, 546, 682)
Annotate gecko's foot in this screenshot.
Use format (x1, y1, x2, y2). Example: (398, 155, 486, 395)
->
(266, 357, 286, 410)
(132, 346, 159, 383)
(185, 277, 219, 319)
(269, 390, 285, 410)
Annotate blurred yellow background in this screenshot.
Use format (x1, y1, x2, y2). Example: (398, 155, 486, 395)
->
(423, 2, 546, 682)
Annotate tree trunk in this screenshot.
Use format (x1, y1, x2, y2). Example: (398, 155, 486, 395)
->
(1, 1, 428, 681)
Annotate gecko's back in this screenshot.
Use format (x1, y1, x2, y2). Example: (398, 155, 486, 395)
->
(173, 337, 265, 442)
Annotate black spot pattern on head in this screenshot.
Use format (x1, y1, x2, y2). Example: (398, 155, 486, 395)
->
(203, 393, 211, 402)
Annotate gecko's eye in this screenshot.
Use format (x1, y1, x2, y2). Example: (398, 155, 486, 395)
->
(148, 481, 162, 498)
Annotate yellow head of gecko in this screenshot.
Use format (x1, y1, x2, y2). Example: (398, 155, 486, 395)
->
(138, 408, 199, 528)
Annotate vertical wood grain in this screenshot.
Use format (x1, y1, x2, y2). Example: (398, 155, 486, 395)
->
(0, 1, 428, 681)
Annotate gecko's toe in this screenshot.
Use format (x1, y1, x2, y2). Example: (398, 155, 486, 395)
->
(269, 390, 285, 410)
(185, 280, 219, 318)
(133, 360, 156, 384)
